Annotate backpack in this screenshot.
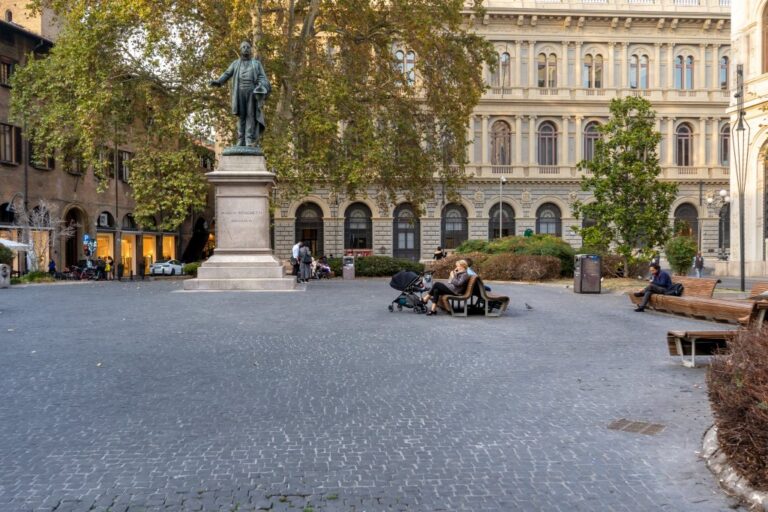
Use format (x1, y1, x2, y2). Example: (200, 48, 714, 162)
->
(302, 252, 312, 264)
(665, 283, 684, 297)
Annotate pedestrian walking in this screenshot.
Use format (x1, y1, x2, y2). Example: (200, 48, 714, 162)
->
(298, 242, 312, 283)
(692, 252, 704, 278)
(291, 241, 302, 277)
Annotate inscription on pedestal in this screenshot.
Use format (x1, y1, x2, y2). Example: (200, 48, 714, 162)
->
(219, 208, 265, 224)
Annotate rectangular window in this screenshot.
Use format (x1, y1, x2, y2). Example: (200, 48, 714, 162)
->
(29, 142, 55, 170)
(0, 58, 14, 86)
(0, 123, 21, 164)
(118, 150, 132, 182)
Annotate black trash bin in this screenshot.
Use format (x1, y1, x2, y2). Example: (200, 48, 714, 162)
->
(574, 254, 601, 294)
(117, 263, 124, 281)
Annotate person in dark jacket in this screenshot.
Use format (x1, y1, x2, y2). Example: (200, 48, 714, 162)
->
(422, 259, 470, 316)
(633, 263, 672, 312)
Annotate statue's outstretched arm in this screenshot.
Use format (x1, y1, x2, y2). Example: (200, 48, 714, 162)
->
(210, 62, 236, 87)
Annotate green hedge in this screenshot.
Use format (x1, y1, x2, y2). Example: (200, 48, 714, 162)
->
(455, 235, 576, 276)
(0, 244, 13, 266)
(183, 262, 201, 277)
(19, 271, 54, 283)
(328, 256, 424, 277)
(665, 236, 698, 276)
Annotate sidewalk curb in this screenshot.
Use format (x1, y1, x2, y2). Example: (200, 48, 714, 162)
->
(702, 425, 768, 511)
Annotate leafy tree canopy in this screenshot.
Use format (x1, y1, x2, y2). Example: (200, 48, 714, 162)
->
(11, 0, 494, 229)
(573, 96, 678, 275)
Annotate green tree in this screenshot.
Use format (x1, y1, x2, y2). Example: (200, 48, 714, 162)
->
(11, 0, 494, 228)
(573, 96, 677, 277)
(664, 235, 698, 276)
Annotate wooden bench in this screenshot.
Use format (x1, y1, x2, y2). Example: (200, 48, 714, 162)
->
(471, 277, 510, 317)
(437, 275, 478, 317)
(666, 330, 738, 367)
(629, 276, 724, 319)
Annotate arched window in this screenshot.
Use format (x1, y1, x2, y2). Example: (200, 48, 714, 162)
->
(675, 124, 693, 166)
(393, 203, 420, 261)
(583, 54, 603, 89)
(674, 203, 699, 242)
(537, 122, 558, 166)
(394, 49, 415, 86)
(719, 124, 730, 166)
(122, 214, 138, 230)
(583, 122, 600, 162)
(0, 203, 14, 224)
(296, 202, 324, 256)
(685, 56, 695, 89)
(719, 203, 730, 252)
(536, 203, 562, 237)
(345, 203, 372, 250)
(674, 56, 683, 89)
(489, 203, 515, 240)
(97, 211, 115, 229)
(441, 204, 468, 250)
(490, 120, 512, 165)
(500, 52, 511, 87)
(4, 10, 11, 22)
(538, 53, 557, 88)
(719, 56, 729, 90)
(629, 54, 649, 89)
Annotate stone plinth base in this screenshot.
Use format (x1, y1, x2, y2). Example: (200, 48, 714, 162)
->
(183, 153, 298, 292)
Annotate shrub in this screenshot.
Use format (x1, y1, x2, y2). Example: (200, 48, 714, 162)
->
(478, 253, 561, 281)
(485, 236, 529, 254)
(708, 326, 768, 490)
(429, 252, 488, 279)
(0, 244, 13, 266)
(455, 239, 489, 253)
(577, 253, 651, 279)
(183, 262, 201, 277)
(327, 255, 423, 277)
(20, 271, 54, 283)
(665, 236, 698, 275)
(516, 235, 576, 276)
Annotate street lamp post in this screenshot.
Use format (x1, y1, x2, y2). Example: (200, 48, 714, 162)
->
(498, 176, 506, 239)
(732, 64, 750, 292)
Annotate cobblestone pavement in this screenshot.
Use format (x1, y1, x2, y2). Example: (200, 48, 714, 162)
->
(0, 279, 740, 511)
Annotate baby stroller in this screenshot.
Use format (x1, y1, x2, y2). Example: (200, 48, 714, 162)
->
(388, 270, 432, 313)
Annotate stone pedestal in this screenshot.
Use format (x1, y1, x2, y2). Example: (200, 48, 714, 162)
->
(184, 154, 297, 291)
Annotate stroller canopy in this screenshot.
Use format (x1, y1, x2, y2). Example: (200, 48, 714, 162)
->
(389, 270, 420, 291)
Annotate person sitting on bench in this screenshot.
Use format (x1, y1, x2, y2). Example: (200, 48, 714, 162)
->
(423, 259, 470, 316)
(633, 263, 672, 312)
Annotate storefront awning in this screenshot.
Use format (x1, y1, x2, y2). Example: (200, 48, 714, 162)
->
(0, 238, 31, 251)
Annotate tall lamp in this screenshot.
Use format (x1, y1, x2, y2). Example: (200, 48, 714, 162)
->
(732, 64, 750, 292)
(498, 176, 507, 238)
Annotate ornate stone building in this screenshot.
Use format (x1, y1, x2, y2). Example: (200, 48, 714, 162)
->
(273, 0, 732, 262)
(722, 1, 768, 277)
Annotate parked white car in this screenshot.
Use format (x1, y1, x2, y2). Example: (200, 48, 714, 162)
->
(149, 259, 184, 276)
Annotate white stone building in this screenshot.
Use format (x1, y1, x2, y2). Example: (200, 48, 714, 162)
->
(273, 0, 732, 262)
(721, 0, 768, 277)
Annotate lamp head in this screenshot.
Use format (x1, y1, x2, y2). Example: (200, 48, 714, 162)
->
(500, 177, 507, 184)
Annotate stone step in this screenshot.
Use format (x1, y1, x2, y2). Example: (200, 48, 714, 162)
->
(197, 266, 285, 279)
(183, 277, 298, 291)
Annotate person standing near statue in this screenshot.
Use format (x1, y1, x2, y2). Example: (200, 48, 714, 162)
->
(210, 41, 271, 149)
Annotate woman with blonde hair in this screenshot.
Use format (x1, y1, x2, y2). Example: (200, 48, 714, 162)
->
(422, 259, 470, 315)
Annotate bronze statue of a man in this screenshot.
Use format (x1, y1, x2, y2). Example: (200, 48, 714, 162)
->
(210, 41, 271, 148)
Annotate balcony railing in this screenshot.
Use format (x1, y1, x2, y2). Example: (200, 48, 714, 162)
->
(476, 0, 729, 10)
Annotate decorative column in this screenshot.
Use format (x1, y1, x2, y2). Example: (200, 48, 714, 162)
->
(621, 43, 630, 90)
(561, 116, 570, 166)
(607, 42, 615, 89)
(574, 42, 583, 89)
(710, 117, 721, 166)
(481, 115, 490, 164)
(560, 41, 569, 88)
(667, 43, 675, 89)
(529, 115, 538, 166)
(467, 116, 474, 163)
(528, 41, 537, 88)
(515, 115, 523, 164)
(711, 44, 721, 90)
(698, 44, 707, 90)
(698, 117, 707, 167)
(667, 117, 676, 166)
(654, 43, 662, 89)
(574, 116, 583, 163)
(515, 41, 523, 87)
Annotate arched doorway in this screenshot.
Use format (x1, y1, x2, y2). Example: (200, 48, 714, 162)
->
(441, 203, 468, 249)
(63, 207, 86, 267)
(536, 203, 562, 236)
(393, 203, 420, 261)
(674, 203, 699, 243)
(489, 203, 515, 239)
(295, 203, 324, 256)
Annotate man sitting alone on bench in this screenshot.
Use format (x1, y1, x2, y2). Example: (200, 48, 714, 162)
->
(633, 263, 672, 312)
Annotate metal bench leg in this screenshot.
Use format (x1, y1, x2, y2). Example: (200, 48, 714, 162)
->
(683, 339, 696, 368)
(675, 339, 686, 366)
